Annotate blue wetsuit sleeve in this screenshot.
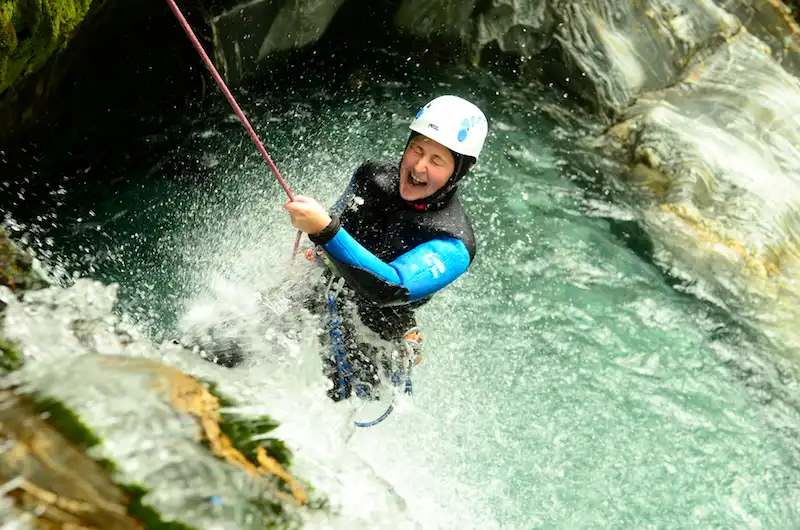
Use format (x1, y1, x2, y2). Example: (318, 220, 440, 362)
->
(320, 228, 471, 306)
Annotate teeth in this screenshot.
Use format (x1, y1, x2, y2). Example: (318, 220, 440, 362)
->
(410, 174, 426, 185)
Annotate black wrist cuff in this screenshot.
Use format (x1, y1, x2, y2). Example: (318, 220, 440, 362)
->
(309, 216, 341, 245)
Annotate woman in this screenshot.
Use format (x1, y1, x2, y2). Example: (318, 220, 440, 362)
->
(286, 95, 489, 401)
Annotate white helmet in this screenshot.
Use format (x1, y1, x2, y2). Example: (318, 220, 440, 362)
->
(408, 95, 488, 160)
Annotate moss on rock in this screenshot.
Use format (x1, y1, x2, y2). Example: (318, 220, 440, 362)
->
(0, 0, 96, 97)
(27, 391, 197, 529)
(0, 389, 148, 529)
(0, 337, 23, 372)
(0, 226, 49, 292)
(1, 355, 326, 528)
(205, 381, 293, 467)
(204, 382, 331, 514)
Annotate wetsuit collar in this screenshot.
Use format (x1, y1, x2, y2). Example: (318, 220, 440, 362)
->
(401, 186, 456, 212)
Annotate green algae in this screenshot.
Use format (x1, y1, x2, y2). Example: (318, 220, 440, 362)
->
(205, 381, 293, 466)
(0, 0, 96, 96)
(28, 392, 198, 529)
(0, 226, 49, 291)
(204, 381, 331, 516)
(0, 337, 22, 372)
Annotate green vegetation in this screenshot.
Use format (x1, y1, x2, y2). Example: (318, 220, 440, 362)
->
(0, 0, 96, 95)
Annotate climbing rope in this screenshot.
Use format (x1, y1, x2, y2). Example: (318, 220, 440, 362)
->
(167, 0, 412, 426)
(165, 0, 303, 256)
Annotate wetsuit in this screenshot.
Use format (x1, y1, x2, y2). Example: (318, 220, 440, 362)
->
(307, 160, 476, 400)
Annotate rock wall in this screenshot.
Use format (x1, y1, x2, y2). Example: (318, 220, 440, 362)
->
(210, 0, 349, 86)
(539, 0, 800, 352)
(0, 0, 236, 146)
(0, 0, 96, 95)
(0, 0, 101, 144)
(605, 29, 800, 351)
(4, 0, 800, 137)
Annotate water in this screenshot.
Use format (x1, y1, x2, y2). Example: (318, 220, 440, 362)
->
(2, 49, 800, 529)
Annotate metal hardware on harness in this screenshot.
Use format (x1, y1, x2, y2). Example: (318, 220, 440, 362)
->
(324, 275, 413, 428)
(326, 277, 373, 403)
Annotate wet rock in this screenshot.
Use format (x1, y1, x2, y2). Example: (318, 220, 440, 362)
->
(0, 0, 110, 145)
(0, 227, 49, 293)
(0, 277, 325, 528)
(604, 30, 800, 351)
(716, 0, 800, 75)
(0, 354, 317, 528)
(0, 0, 99, 97)
(552, 0, 740, 115)
(210, 0, 348, 86)
(0, 389, 143, 529)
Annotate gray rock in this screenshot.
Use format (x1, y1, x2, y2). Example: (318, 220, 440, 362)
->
(552, 0, 740, 115)
(472, 0, 554, 61)
(210, 0, 348, 86)
(604, 29, 800, 352)
(714, 0, 800, 75)
(394, 0, 478, 40)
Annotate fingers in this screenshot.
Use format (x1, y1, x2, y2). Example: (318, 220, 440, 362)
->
(285, 195, 316, 210)
(285, 203, 312, 217)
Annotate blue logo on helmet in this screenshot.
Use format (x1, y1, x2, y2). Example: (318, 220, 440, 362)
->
(458, 116, 484, 142)
(415, 103, 432, 120)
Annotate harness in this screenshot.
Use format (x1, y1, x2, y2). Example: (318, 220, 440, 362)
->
(320, 259, 415, 428)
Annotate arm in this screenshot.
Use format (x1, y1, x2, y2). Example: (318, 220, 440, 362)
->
(310, 225, 470, 306)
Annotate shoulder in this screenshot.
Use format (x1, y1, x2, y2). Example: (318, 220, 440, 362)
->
(352, 160, 399, 196)
(353, 160, 397, 181)
(427, 195, 477, 261)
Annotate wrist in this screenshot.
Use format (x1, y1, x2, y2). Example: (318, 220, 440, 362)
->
(309, 216, 340, 245)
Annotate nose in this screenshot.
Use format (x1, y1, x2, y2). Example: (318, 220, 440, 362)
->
(413, 155, 428, 174)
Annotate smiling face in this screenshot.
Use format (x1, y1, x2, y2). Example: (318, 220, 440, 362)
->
(398, 135, 456, 202)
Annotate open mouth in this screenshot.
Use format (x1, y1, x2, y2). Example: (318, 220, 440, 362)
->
(407, 173, 427, 188)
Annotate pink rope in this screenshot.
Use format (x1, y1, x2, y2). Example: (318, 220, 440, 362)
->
(166, 0, 303, 255)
